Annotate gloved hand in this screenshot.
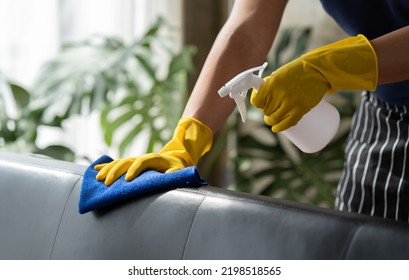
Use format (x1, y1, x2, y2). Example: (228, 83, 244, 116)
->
(251, 34, 378, 132)
(94, 117, 213, 186)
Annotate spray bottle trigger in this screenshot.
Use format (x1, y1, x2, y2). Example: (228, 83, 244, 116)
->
(232, 90, 248, 123)
(218, 62, 268, 123)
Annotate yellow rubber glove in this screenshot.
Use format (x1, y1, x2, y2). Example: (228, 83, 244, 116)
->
(94, 117, 213, 186)
(251, 34, 378, 132)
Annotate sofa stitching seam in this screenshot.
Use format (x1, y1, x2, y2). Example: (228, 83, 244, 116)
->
(341, 223, 363, 259)
(49, 176, 82, 259)
(181, 195, 206, 260)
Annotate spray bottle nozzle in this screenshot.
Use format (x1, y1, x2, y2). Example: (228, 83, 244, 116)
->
(218, 62, 268, 123)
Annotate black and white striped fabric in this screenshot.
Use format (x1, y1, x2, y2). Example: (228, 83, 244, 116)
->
(336, 91, 409, 222)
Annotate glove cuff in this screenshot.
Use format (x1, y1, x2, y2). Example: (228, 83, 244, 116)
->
(303, 34, 378, 92)
(160, 117, 213, 166)
(357, 34, 378, 90)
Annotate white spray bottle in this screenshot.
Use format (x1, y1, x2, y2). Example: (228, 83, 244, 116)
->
(218, 62, 340, 153)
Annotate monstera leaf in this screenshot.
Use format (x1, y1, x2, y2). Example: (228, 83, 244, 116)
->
(27, 17, 195, 157)
(99, 41, 196, 156)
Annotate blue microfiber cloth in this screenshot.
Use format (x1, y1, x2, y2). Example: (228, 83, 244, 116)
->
(78, 155, 207, 214)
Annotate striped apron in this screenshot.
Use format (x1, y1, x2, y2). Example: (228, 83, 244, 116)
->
(336, 91, 409, 222)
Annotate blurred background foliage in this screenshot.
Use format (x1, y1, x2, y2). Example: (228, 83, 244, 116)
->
(0, 18, 195, 161)
(0, 19, 355, 208)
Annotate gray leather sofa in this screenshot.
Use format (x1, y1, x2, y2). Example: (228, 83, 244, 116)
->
(1, 150, 409, 260)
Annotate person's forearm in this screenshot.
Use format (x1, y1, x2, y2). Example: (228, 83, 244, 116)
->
(182, 26, 267, 133)
(371, 25, 409, 85)
(182, 0, 287, 133)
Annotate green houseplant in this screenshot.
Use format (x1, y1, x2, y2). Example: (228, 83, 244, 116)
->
(0, 18, 196, 161)
(0, 72, 75, 160)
